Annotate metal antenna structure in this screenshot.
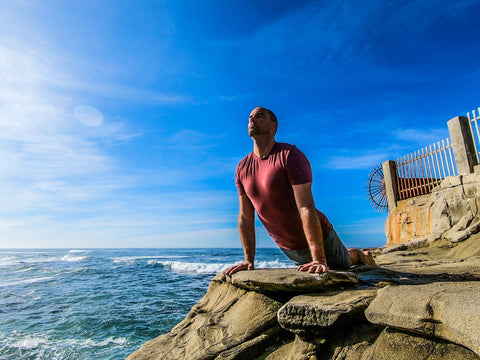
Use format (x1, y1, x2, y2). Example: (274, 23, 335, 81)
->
(366, 163, 388, 212)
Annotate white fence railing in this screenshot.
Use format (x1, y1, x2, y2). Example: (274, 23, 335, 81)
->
(467, 107, 480, 162)
(368, 106, 479, 211)
(395, 138, 458, 200)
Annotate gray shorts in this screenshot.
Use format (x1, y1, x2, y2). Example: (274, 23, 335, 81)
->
(280, 226, 351, 269)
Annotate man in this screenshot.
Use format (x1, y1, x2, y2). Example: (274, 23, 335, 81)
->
(224, 107, 375, 276)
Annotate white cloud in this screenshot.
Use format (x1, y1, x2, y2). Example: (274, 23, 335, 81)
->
(164, 129, 220, 150)
(0, 32, 144, 234)
(74, 105, 104, 127)
(392, 128, 449, 145)
(0, 188, 239, 248)
(324, 152, 389, 170)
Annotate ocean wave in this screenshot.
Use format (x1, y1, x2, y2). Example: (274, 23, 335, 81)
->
(64, 336, 128, 348)
(0, 256, 62, 267)
(256, 259, 295, 269)
(150, 259, 294, 274)
(151, 260, 228, 274)
(112, 255, 188, 264)
(0, 276, 54, 288)
(8, 333, 127, 350)
(61, 254, 90, 262)
(9, 335, 46, 350)
(0, 255, 19, 267)
(68, 249, 91, 254)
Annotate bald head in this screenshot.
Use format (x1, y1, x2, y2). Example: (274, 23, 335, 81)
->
(248, 107, 278, 138)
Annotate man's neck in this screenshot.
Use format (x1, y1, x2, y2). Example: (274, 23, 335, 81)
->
(253, 137, 276, 159)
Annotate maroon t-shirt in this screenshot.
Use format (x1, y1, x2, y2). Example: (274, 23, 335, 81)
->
(235, 142, 331, 250)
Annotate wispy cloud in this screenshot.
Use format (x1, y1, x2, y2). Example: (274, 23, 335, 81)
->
(0, 27, 196, 246)
(212, 0, 479, 87)
(0, 41, 134, 182)
(163, 129, 221, 151)
(0, 188, 239, 247)
(0, 33, 238, 246)
(324, 152, 390, 170)
(392, 128, 449, 146)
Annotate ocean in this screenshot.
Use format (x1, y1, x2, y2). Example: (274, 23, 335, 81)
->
(0, 248, 294, 360)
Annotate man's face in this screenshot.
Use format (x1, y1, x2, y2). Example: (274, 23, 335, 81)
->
(248, 107, 276, 138)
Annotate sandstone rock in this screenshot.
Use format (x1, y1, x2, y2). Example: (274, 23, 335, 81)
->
(214, 327, 288, 360)
(444, 216, 480, 243)
(266, 321, 382, 360)
(330, 341, 371, 360)
(218, 268, 359, 293)
(385, 175, 480, 244)
(440, 175, 462, 188)
(126, 280, 282, 360)
(277, 288, 377, 336)
(360, 327, 480, 360)
(428, 197, 451, 241)
(264, 335, 319, 360)
(365, 281, 480, 356)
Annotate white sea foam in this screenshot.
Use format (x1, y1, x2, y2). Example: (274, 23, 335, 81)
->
(154, 260, 227, 274)
(0, 256, 60, 267)
(9, 334, 127, 350)
(62, 336, 128, 348)
(68, 249, 91, 253)
(10, 335, 46, 349)
(151, 259, 294, 274)
(113, 255, 188, 264)
(61, 254, 90, 262)
(0, 255, 19, 267)
(0, 276, 54, 288)
(256, 259, 295, 269)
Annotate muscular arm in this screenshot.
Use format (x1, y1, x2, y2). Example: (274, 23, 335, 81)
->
(292, 182, 329, 273)
(223, 194, 256, 275)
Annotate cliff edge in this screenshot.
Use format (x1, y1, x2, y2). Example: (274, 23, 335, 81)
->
(127, 231, 480, 360)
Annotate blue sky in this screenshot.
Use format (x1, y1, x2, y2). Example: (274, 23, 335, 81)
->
(1, 0, 480, 248)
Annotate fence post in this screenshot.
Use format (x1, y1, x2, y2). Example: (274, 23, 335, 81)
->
(447, 116, 478, 174)
(382, 160, 399, 211)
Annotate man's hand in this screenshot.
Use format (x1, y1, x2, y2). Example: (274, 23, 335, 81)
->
(297, 261, 329, 274)
(223, 261, 254, 276)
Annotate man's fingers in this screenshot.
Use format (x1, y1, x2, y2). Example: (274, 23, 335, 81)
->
(297, 262, 328, 273)
(224, 264, 242, 275)
(224, 262, 253, 275)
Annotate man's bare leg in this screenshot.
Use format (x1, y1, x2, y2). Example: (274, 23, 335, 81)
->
(348, 248, 376, 266)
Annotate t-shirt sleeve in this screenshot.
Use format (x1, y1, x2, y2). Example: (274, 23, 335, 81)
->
(286, 146, 313, 185)
(235, 163, 246, 195)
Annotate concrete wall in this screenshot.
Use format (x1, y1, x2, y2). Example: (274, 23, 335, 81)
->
(385, 172, 480, 245)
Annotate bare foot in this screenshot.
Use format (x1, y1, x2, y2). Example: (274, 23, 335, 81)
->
(360, 250, 376, 266)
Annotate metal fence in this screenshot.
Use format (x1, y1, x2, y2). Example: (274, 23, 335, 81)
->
(395, 138, 458, 200)
(467, 107, 480, 162)
(367, 106, 479, 210)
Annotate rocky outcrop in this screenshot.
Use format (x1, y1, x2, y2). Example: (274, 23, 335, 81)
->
(277, 289, 377, 337)
(126, 278, 283, 360)
(366, 282, 480, 356)
(127, 232, 480, 360)
(385, 174, 480, 244)
(127, 269, 361, 360)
